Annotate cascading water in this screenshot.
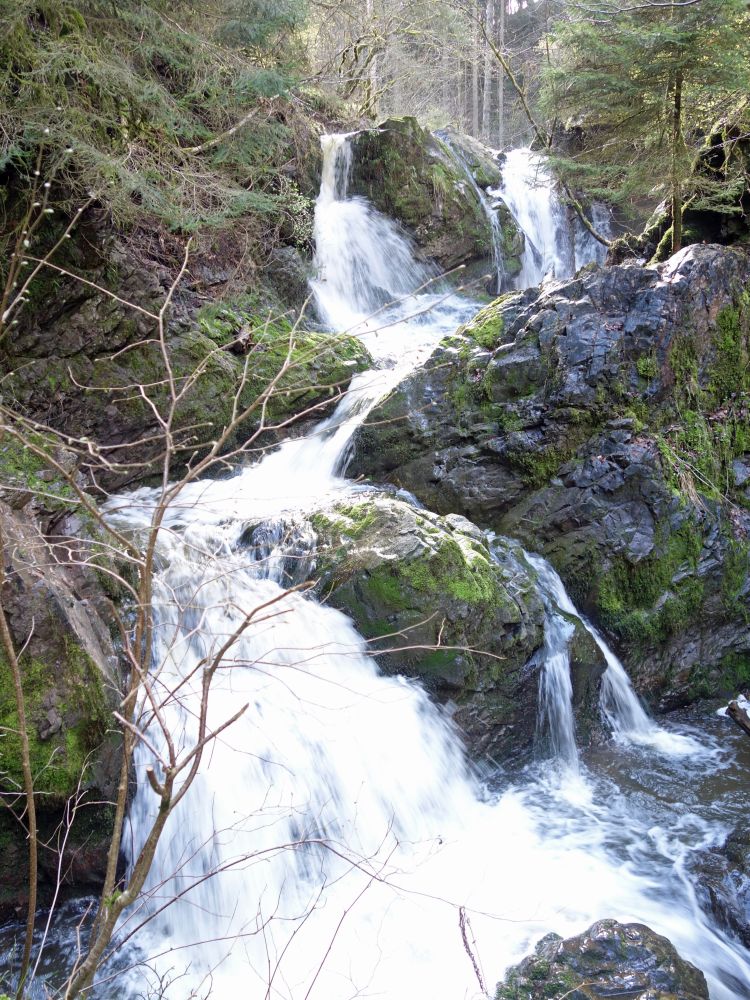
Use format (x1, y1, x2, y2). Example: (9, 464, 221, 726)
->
(496, 148, 609, 288)
(9, 132, 750, 1000)
(524, 554, 579, 771)
(525, 552, 703, 758)
(435, 132, 507, 294)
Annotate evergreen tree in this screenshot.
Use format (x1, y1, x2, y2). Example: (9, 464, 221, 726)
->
(541, 0, 750, 252)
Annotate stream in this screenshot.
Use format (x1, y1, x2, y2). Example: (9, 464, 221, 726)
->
(2, 133, 750, 1000)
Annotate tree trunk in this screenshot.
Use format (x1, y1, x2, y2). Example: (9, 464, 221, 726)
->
(471, 4, 480, 136)
(482, 0, 494, 141)
(365, 0, 378, 117)
(670, 68, 683, 255)
(729, 699, 750, 740)
(497, 0, 505, 147)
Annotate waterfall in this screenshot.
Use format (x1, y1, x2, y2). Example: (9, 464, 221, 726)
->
(83, 133, 750, 1000)
(435, 132, 507, 293)
(525, 551, 702, 757)
(524, 553, 579, 771)
(496, 148, 608, 288)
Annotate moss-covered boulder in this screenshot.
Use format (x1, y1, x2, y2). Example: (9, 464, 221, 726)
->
(3, 245, 370, 489)
(0, 497, 120, 920)
(352, 245, 750, 709)
(436, 127, 503, 189)
(608, 116, 750, 267)
(495, 920, 708, 999)
(348, 117, 511, 272)
(310, 492, 605, 760)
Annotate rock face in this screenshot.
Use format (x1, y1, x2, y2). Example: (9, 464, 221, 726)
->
(352, 245, 750, 708)
(495, 919, 708, 999)
(3, 242, 370, 490)
(0, 485, 120, 920)
(309, 492, 605, 759)
(692, 821, 750, 948)
(347, 117, 522, 276)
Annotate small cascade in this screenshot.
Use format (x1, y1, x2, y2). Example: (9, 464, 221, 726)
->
(312, 133, 442, 336)
(435, 131, 507, 293)
(524, 550, 701, 756)
(524, 553, 579, 771)
(496, 147, 608, 288)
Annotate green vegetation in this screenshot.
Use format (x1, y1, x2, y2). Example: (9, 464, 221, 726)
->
(659, 300, 750, 500)
(688, 651, 750, 699)
(636, 355, 659, 380)
(0, 0, 320, 271)
(541, 0, 750, 251)
(0, 642, 108, 800)
(0, 431, 77, 509)
(596, 525, 704, 645)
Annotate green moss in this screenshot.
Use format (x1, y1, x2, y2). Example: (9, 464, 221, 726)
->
(722, 539, 750, 619)
(461, 297, 513, 349)
(669, 335, 700, 399)
(689, 651, 750, 699)
(661, 302, 750, 499)
(636, 354, 659, 380)
(597, 523, 704, 645)
(0, 641, 109, 801)
(710, 303, 749, 402)
(498, 409, 524, 433)
(0, 432, 77, 508)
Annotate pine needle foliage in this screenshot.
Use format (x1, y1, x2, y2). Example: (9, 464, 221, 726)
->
(0, 0, 310, 243)
(541, 0, 750, 228)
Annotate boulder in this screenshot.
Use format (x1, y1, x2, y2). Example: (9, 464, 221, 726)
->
(347, 117, 521, 274)
(351, 245, 750, 708)
(308, 492, 604, 760)
(495, 919, 708, 999)
(436, 127, 503, 188)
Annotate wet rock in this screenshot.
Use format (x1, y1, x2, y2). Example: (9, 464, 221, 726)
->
(347, 117, 521, 274)
(263, 246, 313, 314)
(692, 821, 750, 948)
(436, 126, 503, 188)
(495, 919, 708, 999)
(3, 244, 370, 489)
(0, 500, 121, 921)
(352, 245, 750, 707)
(311, 492, 603, 760)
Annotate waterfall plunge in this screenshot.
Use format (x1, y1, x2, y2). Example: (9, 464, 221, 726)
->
(496, 148, 609, 288)
(100, 134, 750, 1000)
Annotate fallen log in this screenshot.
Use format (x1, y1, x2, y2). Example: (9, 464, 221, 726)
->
(728, 698, 750, 740)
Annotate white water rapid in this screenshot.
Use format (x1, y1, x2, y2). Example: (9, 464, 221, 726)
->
(497, 148, 609, 288)
(26, 133, 748, 1000)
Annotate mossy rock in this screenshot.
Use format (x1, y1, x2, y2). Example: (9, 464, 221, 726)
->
(436, 126, 503, 188)
(347, 118, 495, 271)
(311, 492, 546, 760)
(495, 920, 708, 999)
(0, 501, 120, 918)
(5, 292, 371, 488)
(352, 245, 750, 710)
